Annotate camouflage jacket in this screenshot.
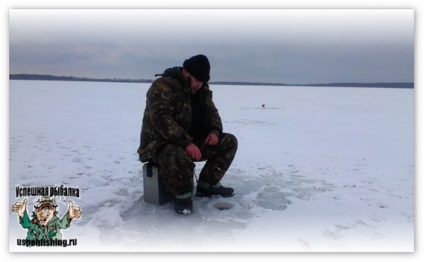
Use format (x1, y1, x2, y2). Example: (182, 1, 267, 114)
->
(137, 67, 223, 162)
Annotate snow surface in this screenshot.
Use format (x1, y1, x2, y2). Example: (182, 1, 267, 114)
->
(9, 80, 414, 252)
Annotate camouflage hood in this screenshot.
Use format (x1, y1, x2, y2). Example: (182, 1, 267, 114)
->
(155, 66, 183, 80)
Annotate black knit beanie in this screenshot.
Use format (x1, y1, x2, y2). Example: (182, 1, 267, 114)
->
(183, 54, 210, 83)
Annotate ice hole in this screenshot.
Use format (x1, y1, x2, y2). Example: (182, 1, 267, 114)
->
(213, 201, 234, 210)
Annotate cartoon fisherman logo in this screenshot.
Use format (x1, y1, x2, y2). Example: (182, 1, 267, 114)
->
(12, 196, 82, 241)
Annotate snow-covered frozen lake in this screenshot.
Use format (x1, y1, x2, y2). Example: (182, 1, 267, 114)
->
(9, 80, 414, 252)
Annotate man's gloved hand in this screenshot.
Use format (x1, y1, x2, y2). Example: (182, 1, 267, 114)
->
(185, 143, 202, 160)
(205, 132, 219, 146)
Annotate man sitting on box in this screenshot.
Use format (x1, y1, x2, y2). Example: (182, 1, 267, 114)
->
(137, 54, 238, 215)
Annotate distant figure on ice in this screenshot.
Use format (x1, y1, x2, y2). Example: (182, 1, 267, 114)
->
(262, 104, 266, 109)
(137, 54, 238, 215)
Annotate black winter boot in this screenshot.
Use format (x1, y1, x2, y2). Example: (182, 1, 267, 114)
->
(196, 181, 235, 198)
(174, 193, 193, 215)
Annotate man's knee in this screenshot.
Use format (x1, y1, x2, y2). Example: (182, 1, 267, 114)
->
(220, 133, 238, 153)
(156, 144, 195, 177)
(153, 144, 195, 195)
(222, 133, 237, 145)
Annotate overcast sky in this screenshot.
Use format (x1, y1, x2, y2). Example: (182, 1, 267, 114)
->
(9, 9, 414, 84)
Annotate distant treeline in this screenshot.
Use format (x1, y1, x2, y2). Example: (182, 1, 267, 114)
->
(10, 74, 152, 83)
(299, 82, 414, 88)
(212, 81, 414, 88)
(10, 74, 414, 88)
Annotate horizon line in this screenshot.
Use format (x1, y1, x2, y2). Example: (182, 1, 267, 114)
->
(9, 73, 414, 88)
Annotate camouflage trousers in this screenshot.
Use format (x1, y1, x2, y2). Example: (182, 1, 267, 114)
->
(151, 133, 238, 196)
